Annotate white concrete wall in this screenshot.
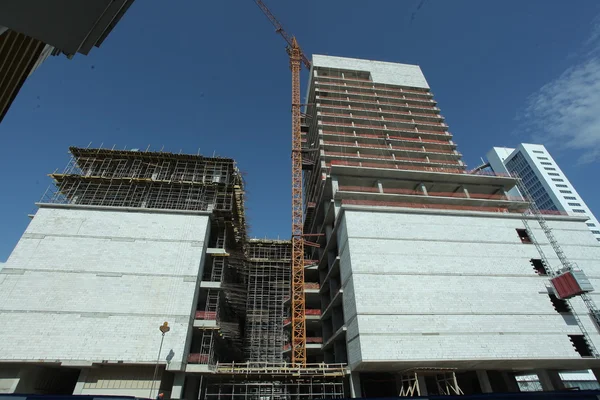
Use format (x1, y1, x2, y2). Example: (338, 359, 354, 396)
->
(0, 206, 209, 368)
(312, 55, 429, 88)
(338, 209, 600, 370)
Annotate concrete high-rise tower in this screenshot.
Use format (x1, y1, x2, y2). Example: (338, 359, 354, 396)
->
(487, 144, 600, 243)
(3, 55, 600, 399)
(299, 55, 600, 397)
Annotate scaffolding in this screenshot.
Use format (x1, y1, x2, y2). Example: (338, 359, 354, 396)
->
(245, 240, 291, 363)
(203, 377, 344, 400)
(43, 147, 244, 216)
(202, 363, 345, 400)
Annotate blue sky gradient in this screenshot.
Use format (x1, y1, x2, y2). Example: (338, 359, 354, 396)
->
(1, 0, 600, 261)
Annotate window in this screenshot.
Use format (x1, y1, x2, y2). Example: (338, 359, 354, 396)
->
(531, 259, 547, 275)
(516, 228, 532, 244)
(544, 167, 556, 171)
(560, 190, 572, 194)
(597, 238, 600, 242)
(533, 150, 544, 154)
(591, 230, 600, 235)
(540, 162, 552, 165)
(565, 196, 577, 200)
(568, 202, 581, 206)
(573, 209, 586, 213)
(551, 178, 564, 182)
(548, 172, 560, 176)
(556, 184, 568, 188)
(587, 223, 596, 227)
(570, 335, 593, 357)
(538, 157, 549, 160)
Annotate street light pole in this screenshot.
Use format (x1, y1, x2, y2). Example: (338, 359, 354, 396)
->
(149, 322, 170, 399)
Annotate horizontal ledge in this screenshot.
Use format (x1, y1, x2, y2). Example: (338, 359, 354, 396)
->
(36, 203, 213, 216)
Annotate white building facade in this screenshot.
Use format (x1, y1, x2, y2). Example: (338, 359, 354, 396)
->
(301, 55, 600, 396)
(487, 144, 600, 243)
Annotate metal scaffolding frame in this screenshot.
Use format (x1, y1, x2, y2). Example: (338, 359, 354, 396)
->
(42, 147, 244, 216)
(245, 240, 291, 363)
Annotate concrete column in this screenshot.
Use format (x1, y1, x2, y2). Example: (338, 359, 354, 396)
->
(501, 372, 520, 393)
(536, 370, 565, 391)
(463, 187, 470, 198)
(349, 372, 362, 398)
(72, 369, 88, 395)
(331, 176, 339, 196)
(476, 370, 493, 393)
(333, 199, 342, 217)
(376, 180, 383, 193)
(417, 373, 428, 396)
(592, 368, 600, 384)
(325, 224, 333, 242)
(420, 183, 428, 196)
(170, 372, 186, 399)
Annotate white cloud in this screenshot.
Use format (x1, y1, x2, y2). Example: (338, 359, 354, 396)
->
(522, 17, 600, 164)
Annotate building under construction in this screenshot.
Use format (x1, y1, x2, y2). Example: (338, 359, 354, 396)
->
(1, 55, 600, 398)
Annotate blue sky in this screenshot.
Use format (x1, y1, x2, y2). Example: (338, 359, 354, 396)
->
(1, 0, 599, 261)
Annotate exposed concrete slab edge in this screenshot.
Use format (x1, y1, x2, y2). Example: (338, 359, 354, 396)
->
(36, 203, 213, 216)
(340, 204, 588, 222)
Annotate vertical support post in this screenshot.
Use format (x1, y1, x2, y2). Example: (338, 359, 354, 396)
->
(536, 370, 565, 391)
(376, 180, 383, 194)
(501, 372, 520, 393)
(349, 372, 362, 398)
(72, 369, 88, 395)
(476, 370, 493, 393)
(417, 373, 428, 396)
(331, 176, 339, 196)
(171, 372, 186, 399)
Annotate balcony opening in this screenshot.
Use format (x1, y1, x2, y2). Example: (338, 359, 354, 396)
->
(549, 294, 570, 313)
(516, 228, 532, 244)
(569, 335, 593, 357)
(531, 259, 547, 275)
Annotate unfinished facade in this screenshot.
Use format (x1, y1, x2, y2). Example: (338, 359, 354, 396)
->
(0, 146, 344, 399)
(300, 55, 600, 397)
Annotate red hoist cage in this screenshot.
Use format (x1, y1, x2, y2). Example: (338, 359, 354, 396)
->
(254, 0, 312, 367)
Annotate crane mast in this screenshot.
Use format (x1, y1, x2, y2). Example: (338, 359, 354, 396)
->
(254, 0, 311, 366)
